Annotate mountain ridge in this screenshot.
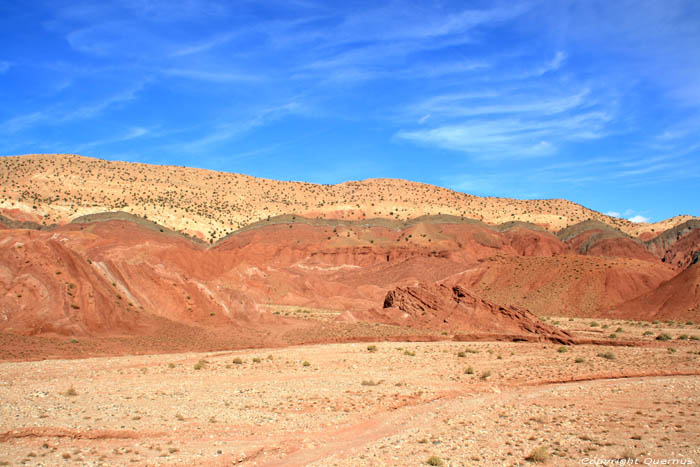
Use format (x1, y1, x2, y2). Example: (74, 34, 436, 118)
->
(1, 153, 695, 242)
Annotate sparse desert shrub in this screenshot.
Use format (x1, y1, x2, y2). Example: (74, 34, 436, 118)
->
(643, 331, 654, 336)
(457, 351, 466, 357)
(656, 333, 672, 341)
(194, 359, 207, 370)
(480, 370, 491, 380)
(168, 363, 175, 368)
(302, 360, 311, 367)
(426, 455, 444, 466)
(232, 357, 243, 365)
(465, 367, 474, 374)
(677, 334, 689, 340)
(589, 321, 599, 327)
(525, 446, 550, 463)
(575, 357, 585, 363)
(609, 333, 617, 339)
(404, 350, 416, 356)
(597, 352, 615, 360)
(361, 380, 381, 386)
(367, 345, 378, 353)
(252, 357, 261, 363)
(65, 386, 77, 396)
(557, 346, 568, 353)
(690, 335, 699, 341)
(615, 327, 624, 333)
(668, 347, 676, 353)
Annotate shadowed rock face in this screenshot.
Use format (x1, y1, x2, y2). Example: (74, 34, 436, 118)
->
(381, 284, 574, 344)
(645, 220, 700, 270)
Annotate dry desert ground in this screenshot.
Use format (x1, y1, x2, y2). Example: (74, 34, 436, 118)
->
(1, 317, 700, 467)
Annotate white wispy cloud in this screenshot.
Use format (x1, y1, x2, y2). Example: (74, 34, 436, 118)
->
(534, 51, 567, 76)
(628, 215, 650, 223)
(1, 83, 147, 133)
(410, 89, 589, 119)
(396, 109, 611, 158)
(179, 101, 305, 152)
(397, 123, 558, 158)
(170, 31, 239, 57)
(158, 68, 260, 83)
(71, 126, 151, 152)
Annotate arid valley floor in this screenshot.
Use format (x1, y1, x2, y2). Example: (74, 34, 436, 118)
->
(1, 155, 699, 466)
(2, 319, 700, 466)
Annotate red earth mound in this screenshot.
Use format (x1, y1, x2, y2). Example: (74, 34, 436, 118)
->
(375, 283, 573, 343)
(0, 212, 695, 350)
(613, 263, 700, 322)
(559, 220, 659, 263)
(444, 255, 675, 318)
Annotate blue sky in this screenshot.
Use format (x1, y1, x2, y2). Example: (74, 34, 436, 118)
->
(1, 0, 699, 222)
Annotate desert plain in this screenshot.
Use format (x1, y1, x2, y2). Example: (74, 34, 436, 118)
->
(1, 154, 699, 466)
(2, 317, 700, 466)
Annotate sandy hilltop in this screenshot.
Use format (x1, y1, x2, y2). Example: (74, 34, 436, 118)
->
(1, 154, 693, 242)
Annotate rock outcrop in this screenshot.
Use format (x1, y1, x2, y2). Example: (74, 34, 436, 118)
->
(379, 283, 574, 344)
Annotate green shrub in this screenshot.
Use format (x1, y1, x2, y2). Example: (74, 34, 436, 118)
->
(457, 351, 467, 357)
(465, 367, 474, 375)
(656, 333, 672, 341)
(367, 344, 378, 353)
(597, 352, 615, 360)
(557, 346, 568, 353)
(575, 357, 585, 363)
(302, 360, 311, 367)
(232, 357, 243, 365)
(590, 321, 599, 327)
(426, 455, 444, 466)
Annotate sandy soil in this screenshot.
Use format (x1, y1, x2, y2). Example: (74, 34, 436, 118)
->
(1, 326, 699, 466)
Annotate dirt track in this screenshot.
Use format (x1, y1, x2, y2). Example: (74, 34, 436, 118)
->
(2, 339, 699, 466)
